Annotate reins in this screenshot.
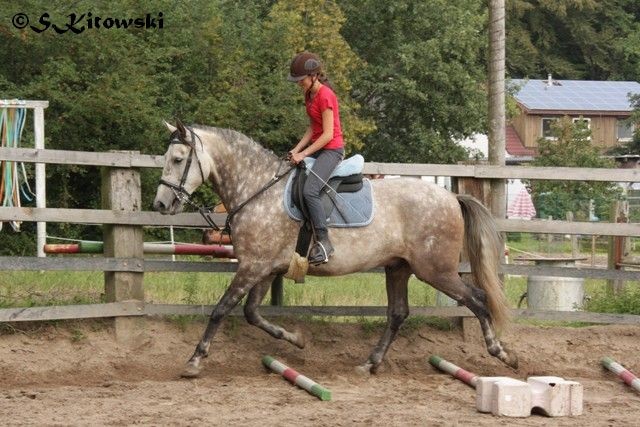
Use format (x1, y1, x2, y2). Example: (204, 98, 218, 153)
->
(223, 158, 294, 234)
(158, 126, 294, 241)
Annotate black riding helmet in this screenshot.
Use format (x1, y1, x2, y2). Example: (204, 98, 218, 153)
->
(287, 52, 322, 82)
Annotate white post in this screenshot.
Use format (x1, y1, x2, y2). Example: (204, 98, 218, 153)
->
(169, 225, 176, 262)
(34, 106, 46, 257)
(0, 100, 48, 257)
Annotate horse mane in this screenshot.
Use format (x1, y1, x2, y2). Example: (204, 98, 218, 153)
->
(191, 125, 280, 161)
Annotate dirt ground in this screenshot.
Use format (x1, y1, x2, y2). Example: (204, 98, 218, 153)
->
(0, 317, 639, 426)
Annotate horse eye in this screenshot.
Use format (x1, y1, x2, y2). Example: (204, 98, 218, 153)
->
(174, 158, 183, 164)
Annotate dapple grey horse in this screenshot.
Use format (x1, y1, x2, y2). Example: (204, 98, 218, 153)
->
(153, 121, 517, 378)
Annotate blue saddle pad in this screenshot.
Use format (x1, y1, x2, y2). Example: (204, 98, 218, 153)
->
(303, 154, 364, 178)
(283, 172, 375, 228)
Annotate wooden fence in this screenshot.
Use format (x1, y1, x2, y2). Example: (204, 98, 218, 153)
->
(1, 147, 639, 331)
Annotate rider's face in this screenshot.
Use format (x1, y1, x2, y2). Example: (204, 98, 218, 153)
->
(298, 75, 314, 92)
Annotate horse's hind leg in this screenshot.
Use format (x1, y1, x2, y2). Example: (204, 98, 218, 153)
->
(357, 259, 412, 374)
(243, 277, 307, 348)
(421, 271, 517, 368)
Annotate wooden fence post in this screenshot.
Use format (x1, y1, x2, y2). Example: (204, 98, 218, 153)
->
(101, 152, 144, 342)
(607, 201, 628, 295)
(453, 168, 493, 340)
(271, 274, 284, 306)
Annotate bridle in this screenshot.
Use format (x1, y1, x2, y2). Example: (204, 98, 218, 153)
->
(158, 125, 294, 239)
(158, 127, 225, 233)
(158, 128, 206, 201)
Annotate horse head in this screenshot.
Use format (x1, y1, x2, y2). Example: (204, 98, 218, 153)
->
(153, 120, 212, 215)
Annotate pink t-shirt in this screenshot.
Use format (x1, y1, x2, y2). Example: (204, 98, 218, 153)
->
(305, 85, 344, 150)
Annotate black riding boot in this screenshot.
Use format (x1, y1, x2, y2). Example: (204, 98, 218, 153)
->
(308, 230, 334, 265)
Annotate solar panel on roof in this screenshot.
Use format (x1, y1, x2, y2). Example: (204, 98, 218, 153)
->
(510, 79, 640, 111)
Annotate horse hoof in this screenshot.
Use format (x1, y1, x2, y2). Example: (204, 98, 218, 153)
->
(292, 327, 310, 349)
(181, 361, 201, 378)
(501, 344, 519, 369)
(355, 363, 373, 376)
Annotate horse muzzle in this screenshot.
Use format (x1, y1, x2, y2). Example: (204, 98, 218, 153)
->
(153, 192, 183, 215)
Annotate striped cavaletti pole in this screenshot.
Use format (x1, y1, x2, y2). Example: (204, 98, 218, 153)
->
(262, 355, 332, 401)
(602, 357, 640, 393)
(44, 241, 235, 257)
(429, 355, 479, 388)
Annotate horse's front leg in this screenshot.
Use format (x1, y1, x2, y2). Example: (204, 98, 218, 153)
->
(243, 277, 308, 348)
(182, 263, 269, 378)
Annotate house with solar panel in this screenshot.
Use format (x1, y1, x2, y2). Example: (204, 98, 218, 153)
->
(458, 77, 640, 217)
(507, 76, 640, 161)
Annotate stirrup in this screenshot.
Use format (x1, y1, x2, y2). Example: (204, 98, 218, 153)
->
(308, 241, 334, 266)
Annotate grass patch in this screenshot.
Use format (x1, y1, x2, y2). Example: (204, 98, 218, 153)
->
(0, 318, 113, 338)
(280, 274, 436, 307)
(69, 327, 87, 343)
(403, 316, 454, 332)
(513, 318, 598, 328)
(0, 269, 615, 310)
(167, 314, 206, 331)
(359, 318, 385, 337)
(1, 268, 639, 331)
(506, 232, 623, 258)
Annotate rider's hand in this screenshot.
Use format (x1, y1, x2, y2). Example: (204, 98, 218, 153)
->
(290, 151, 306, 165)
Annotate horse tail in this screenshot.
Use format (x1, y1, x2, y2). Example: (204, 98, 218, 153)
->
(456, 194, 510, 332)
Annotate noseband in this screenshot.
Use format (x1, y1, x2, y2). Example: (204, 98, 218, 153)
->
(158, 127, 207, 202)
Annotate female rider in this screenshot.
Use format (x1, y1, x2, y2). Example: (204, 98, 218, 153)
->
(287, 52, 344, 265)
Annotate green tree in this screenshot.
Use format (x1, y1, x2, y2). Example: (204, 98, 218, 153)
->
(506, 0, 640, 80)
(339, 0, 487, 163)
(163, 0, 372, 155)
(0, 0, 218, 249)
(0, 0, 372, 252)
(526, 117, 622, 221)
(261, 0, 374, 153)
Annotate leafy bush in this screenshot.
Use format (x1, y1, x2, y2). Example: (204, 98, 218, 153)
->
(585, 287, 640, 315)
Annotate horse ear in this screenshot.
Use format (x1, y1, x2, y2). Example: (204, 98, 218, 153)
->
(176, 119, 187, 137)
(163, 120, 177, 133)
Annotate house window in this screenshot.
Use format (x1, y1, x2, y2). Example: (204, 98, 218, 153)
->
(572, 117, 591, 140)
(572, 117, 591, 129)
(541, 118, 557, 139)
(617, 120, 634, 141)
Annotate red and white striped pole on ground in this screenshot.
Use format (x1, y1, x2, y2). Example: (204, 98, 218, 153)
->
(262, 355, 332, 401)
(602, 357, 640, 393)
(429, 355, 479, 388)
(44, 241, 235, 257)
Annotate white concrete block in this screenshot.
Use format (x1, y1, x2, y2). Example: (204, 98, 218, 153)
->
(476, 377, 514, 413)
(492, 378, 532, 417)
(528, 376, 583, 417)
